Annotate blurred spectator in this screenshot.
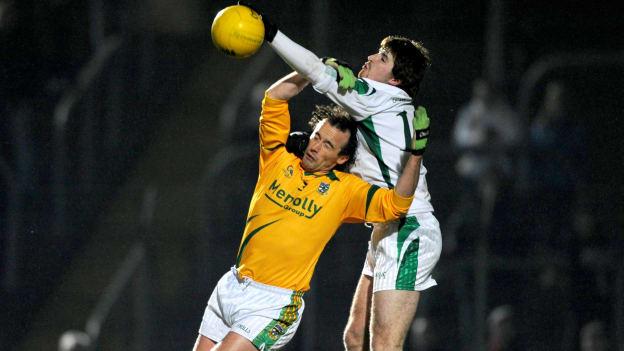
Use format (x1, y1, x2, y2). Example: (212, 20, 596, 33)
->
(445, 78, 522, 255)
(486, 305, 523, 351)
(453, 79, 521, 182)
(579, 320, 609, 351)
(408, 317, 444, 351)
(528, 80, 586, 253)
(520, 259, 576, 350)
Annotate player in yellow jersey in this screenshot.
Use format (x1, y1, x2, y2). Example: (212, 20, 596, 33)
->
(192, 71, 431, 351)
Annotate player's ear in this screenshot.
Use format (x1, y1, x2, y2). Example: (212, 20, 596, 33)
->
(336, 154, 349, 166)
(388, 77, 402, 86)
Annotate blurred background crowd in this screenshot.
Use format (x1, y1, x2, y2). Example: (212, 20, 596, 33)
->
(1, 0, 622, 350)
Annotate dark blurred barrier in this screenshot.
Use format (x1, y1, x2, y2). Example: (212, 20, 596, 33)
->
(0, 0, 189, 348)
(57, 184, 156, 351)
(52, 35, 123, 266)
(57, 243, 148, 351)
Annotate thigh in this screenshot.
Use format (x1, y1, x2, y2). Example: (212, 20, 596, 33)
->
(370, 290, 420, 346)
(213, 332, 258, 351)
(193, 334, 217, 351)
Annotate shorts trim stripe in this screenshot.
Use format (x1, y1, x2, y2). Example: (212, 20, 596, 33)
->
(396, 217, 419, 264)
(396, 238, 420, 290)
(252, 291, 304, 349)
(396, 216, 420, 290)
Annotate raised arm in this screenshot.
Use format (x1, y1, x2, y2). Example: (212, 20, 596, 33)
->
(266, 71, 310, 101)
(393, 106, 430, 197)
(268, 31, 327, 85)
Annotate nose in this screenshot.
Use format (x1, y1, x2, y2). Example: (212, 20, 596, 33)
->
(308, 138, 321, 153)
(368, 53, 379, 61)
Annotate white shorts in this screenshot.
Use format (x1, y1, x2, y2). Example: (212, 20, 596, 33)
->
(199, 267, 305, 350)
(362, 212, 442, 292)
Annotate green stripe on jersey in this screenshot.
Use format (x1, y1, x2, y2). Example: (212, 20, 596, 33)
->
(396, 216, 421, 290)
(358, 118, 393, 188)
(235, 219, 281, 267)
(397, 111, 412, 148)
(252, 291, 304, 349)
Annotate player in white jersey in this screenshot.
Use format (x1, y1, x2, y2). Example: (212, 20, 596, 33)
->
(251, 9, 443, 351)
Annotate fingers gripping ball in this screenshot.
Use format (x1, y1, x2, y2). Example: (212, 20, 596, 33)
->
(211, 5, 265, 58)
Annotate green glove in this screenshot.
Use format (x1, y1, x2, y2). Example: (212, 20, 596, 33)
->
(322, 57, 357, 90)
(410, 106, 430, 155)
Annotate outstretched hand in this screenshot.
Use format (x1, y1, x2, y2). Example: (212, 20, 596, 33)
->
(322, 57, 357, 90)
(237, 1, 278, 42)
(410, 106, 430, 155)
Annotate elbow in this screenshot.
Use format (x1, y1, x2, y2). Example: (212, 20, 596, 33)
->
(394, 207, 409, 218)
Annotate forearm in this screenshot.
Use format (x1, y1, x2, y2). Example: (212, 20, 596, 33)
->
(394, 155, 423, 197)
(269, 31, 327, 84)
(266, 72, 310, 101)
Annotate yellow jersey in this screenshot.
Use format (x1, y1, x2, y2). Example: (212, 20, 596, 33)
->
(235, 95, 413, 291)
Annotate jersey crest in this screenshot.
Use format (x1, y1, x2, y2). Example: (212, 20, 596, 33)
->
(317, 182, 330, 195)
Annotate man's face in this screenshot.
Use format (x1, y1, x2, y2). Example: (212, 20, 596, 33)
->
(301, 119, 350, 173)
(358, 47, 397, 84)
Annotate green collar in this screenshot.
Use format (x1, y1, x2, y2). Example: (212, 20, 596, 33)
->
(303, 170, 341, 181)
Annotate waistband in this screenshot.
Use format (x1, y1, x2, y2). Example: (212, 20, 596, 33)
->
(230, 266, 305, 297)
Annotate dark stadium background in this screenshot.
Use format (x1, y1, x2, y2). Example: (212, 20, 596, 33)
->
(1, 0, 622, 350)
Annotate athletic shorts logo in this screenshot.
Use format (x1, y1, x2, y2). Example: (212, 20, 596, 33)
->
(236, 323, 251, 334)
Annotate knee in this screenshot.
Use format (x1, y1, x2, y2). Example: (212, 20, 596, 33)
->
(343, 325, 366, 351)
(370, 338, 403, 351)
(370, 326, 404, 351)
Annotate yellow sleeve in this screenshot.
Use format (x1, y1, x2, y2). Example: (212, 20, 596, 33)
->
(342, 176, 413, 223)
(259, 94, 291, 171)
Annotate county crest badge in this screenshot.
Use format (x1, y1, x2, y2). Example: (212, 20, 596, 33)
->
(317, 182, 330, 195)
(283, 165, 294, 178)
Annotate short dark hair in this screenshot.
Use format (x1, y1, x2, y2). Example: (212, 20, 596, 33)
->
(308, 104, 358, 172)
(381, 36, 431, 99)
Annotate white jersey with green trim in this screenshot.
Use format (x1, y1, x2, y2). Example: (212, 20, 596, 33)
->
(268, 30, 434, 214)
(313, 70, 433, 214)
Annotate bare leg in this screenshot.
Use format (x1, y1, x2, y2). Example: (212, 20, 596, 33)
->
(370, 290, 420, 351)
(343, 275, 373, 351)
(214, 332, 257, 351)
(193, 334, 217, 351)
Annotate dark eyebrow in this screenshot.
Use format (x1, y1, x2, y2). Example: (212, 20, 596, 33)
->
(317, 130, 336, 149)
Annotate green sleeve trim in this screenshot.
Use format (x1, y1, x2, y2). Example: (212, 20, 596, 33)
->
(397, 111, 412, 149)
(365, 185, 381, 218)
(353, 79, 370, 95)
(262, 143, 285, 152)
